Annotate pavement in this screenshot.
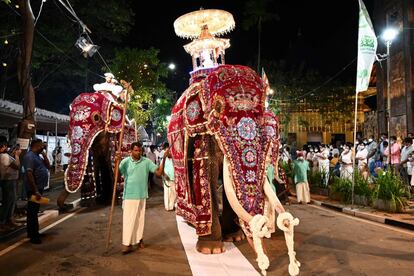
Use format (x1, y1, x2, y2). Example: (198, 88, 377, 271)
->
(290, 189, 414, 231)
(2, 171, 413, 245)
(0, 171, 80, 241)
(1, 186, 414, 275)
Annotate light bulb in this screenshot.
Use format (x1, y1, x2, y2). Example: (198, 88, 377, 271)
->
(2, 63, 7, 67)
(4, 39, 8, 45)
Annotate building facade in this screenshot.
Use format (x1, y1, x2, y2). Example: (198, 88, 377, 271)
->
(374, 0, 414, 137)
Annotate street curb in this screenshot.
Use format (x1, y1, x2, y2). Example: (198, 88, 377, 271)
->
(0, 210, 59, 242)
(68, 198, 82, 210)
(310, 199, 414, 231)
(58, 198, 82, 214)
(39, 210, 59, 226)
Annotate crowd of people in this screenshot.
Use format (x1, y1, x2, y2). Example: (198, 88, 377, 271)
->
(0, 134, 175, 248)
(279, 133, 414, 202)
(0, 137, 51, 243)
(3, 131, 413, 250)
(0, 135, 73, 240)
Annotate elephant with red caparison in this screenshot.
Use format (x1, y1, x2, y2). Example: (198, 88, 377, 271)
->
(58, 90, 135, 208)
(168, 65, 299, 275)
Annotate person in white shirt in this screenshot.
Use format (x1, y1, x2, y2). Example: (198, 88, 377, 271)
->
(312, 147, 320, 173)
(281, 145, 291, 164)
(355, 142, 369, 171)
(0, 139, 21, 229)
(146, 145, 157, 164)
(157, 145, 165, 166)
(306, 147, 314, 170)
(400, 137, 414, 185)
(316, 145, 330, 186)
(146, 145, 157, 189)
(408, 153, 414, 193)
(162, 144, 176, 211)
(340, 143, 353, 180)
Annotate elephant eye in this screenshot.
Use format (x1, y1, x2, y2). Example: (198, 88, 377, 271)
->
(214, 98, 224, 113)
(93, 113, 101, 122)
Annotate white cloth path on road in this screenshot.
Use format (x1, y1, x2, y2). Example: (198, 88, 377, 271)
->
(175, 215, 260, 276)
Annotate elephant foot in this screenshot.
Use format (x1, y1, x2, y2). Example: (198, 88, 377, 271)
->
(57, 190, 70, 209)
(196, 240, 225, 254)
(223, 229, 245, 242)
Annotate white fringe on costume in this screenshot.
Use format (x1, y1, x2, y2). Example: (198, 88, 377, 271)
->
(163, 179, 176, 211)
(122, 199, 146, 246)
(277, 212, 301, 276)
(295, 181, 310, 203)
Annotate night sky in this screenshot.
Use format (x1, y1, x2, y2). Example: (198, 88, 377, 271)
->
(130, 0, 375, 93)
(1, 0, 376, 113)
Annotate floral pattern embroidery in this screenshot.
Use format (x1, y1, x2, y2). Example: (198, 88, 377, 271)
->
(82, 95, 96, 104)
(72, 126, 83, 140)
(72, 143, 81, 155)
(237, 117, 256, 141)
(111, 109, 122, 122)
(242, 147, 257, 167)
(73, 106, 91, 121)
(246, 170, 256, 182)
(186, 100, 201, 121)
(265, 125, 275, 137)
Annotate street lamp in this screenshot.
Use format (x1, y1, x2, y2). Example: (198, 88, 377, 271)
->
(168, 63, 176, 70)
(382, 27, 398, 167)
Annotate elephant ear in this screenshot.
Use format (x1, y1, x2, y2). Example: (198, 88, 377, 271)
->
(205, 65, 272, 230)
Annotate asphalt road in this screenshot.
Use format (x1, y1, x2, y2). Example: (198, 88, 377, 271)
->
(0, 189, 413, 276)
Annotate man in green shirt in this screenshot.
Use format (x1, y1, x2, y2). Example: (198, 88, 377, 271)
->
(119, 141, 169, 254)
(293, 151, 310, 204)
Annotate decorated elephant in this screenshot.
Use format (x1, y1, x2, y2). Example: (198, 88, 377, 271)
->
(168, 65, 300, 275)
(58, 88, 135, 208)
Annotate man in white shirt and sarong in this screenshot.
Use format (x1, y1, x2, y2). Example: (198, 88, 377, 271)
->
(340, 143, 353, 180)
(162, 143, 176, 211)
(316, 145, 330, 186)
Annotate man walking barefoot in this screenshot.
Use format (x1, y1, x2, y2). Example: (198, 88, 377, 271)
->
(119, 141, 169, 254)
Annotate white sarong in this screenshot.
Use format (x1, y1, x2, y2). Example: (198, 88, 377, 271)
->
(163, 179, 176, 211)
(122, 199, 146, 246)
(296, 182, 310, 203)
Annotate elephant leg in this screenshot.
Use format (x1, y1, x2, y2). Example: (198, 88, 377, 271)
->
(92, 132, 114, 205)
(196, 137, 225, 254)
(57, 190, 70, 210)
(221, 191, 245, 242)
(94, 155, 113, 205)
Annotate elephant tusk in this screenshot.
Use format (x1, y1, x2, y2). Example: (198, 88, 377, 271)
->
(223, 157, 270, 275)
(223, 156, 253, 223)
(263, 176, 285, 214)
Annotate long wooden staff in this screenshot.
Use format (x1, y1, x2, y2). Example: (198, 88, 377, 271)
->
(106, 80, 132, 250)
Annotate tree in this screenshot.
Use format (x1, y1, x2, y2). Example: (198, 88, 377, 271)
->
(16, 0, 36, 139)
(109, 48, 174, 138)
(242, 0, 279, 73)
(0, 0, 135, 137)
